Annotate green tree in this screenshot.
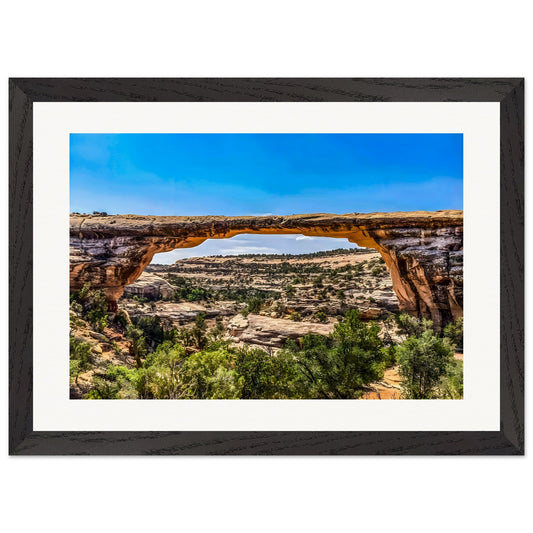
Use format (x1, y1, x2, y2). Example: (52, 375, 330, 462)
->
(191, 312, 208, 349)
(85, 377, 120, 399)
(313, 276, 324, 288)
(436, 359, 463, 399)
(143, 342, 187, 399)
(396, 330, 454, 399)
(443, 316, 463, 351)
(315, 310, 327, 323)
(371, 266, 384, 277)
(69, 337, 93, 384)
(73, 282, 109, 332)
(235, 347, 299, 399)
(126, 325, 148, 367)
(209, 317, 226, 341)
(246, 296, 263, 314)
(134, 315, 165, 348)
(395, 313, 434, 337)
(112, 341, 122, 356)
(283, 310, 386, 399)
(285, 285, 296, 298)
(181, 348, 241, 399)
(89, 365, 143, 399)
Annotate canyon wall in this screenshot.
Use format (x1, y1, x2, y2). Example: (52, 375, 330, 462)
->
(70, 211, 463, 329)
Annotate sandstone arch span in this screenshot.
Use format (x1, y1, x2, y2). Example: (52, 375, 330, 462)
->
(70, 210, 463, 329)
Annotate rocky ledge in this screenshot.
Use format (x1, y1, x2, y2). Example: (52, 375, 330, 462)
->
(227, 314, 334, 349)
(70, 211, 463, 329)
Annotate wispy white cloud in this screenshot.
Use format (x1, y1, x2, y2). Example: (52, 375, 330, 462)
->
(218, 245, 279, 255)
(152, 233, 359, 264)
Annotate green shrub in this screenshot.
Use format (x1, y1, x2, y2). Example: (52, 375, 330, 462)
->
(443, 317, 463, 351)
(209, 317, 226, 341)
(246, 296, 263, 314)
(133, 315, 165, 348)
(112, 341, 122, 356)
(315, 310, 327, 323)
(126, 325, 148, 367)
(235, 347, 299, 399)
(381, 345, 397, 367)
(285, 285, 296, 298)
(436, 359, 463, 399)
(397, 331, 454, 399)
(70, 301, 82, 315)
(281, 310, 385, 399)
(69, 337, 93, 384)
(72, 282, 109, 332)
(395, 313, 434, 337)
(180, 348, 241, 399)
(192, 313, 208, 350)
(143, 343, 187, 399)
(371, 266, 383, 276)
(289, 311, 302, 322)
(313, 276, 324, 288)
(85, 376, 120, 399)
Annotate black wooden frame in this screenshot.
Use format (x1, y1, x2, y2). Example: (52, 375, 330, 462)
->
(9, 78, 524, 455)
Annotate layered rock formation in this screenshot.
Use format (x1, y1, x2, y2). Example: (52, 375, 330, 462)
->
(123, 272, 175, 300)
(122, 300, 237, 325)
(70, 211, 463, 329)
(228, 314, 333, 349)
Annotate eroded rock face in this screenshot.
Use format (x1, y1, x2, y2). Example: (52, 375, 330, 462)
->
(228, 314, 334, 349)
(123, 272, 175, 300)
(70, 211, 463, 329)
(122, 300, 238, 325)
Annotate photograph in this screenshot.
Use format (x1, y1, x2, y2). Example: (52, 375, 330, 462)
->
(69, 132, 464, 401)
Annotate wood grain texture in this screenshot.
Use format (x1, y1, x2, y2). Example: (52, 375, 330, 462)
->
(9, 81, 33, 455)
(8, 78, 524, 455)
(10, 77, 522, 102)
(499, 81, 524, 451)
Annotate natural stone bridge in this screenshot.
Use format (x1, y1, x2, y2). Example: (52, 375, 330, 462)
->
(70, 210, 463, 329)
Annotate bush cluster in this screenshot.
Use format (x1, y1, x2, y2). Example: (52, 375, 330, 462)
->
(71, 282, 463, 401)
(71, 282, 108, 332)
(82, 309, 392, 400)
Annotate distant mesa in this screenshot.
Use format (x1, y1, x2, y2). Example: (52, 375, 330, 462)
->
(70, 211, 463, 329)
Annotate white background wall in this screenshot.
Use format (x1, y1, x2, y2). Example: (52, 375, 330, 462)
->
(1, 2, 530, 531)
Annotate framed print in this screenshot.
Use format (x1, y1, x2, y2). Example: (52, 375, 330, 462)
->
(9, 78, 524, 454)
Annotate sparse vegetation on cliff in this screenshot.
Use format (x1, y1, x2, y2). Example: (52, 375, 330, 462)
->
(70, 304, 462, 400)
(69, 249, 463, 401)
(71, 282, 109, 332)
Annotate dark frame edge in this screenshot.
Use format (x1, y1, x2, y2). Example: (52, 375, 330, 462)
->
(9, 78, 34, 454)
(9, 430, 522, 456)
(499, 79, 525, 454)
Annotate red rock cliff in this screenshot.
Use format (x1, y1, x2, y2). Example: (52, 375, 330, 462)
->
(70, 211, 463, 329)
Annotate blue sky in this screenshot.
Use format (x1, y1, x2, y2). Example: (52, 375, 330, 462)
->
(70, 133, 462, 263)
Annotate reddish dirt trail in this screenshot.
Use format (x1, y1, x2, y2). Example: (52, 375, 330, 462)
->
(362, 366, 402, 399)
(363, 352, 463, 399)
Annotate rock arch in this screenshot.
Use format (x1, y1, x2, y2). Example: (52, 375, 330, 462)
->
(70, 211, 463, 330)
